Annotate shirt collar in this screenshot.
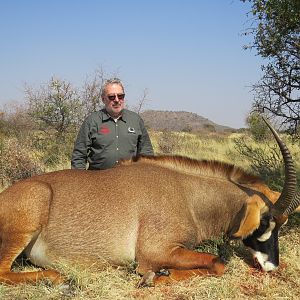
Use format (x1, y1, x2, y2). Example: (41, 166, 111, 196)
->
(101, 108, 128, 123)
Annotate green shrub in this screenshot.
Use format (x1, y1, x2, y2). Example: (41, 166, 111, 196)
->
(246, 112, 269, 142)
(29, 131, 76, 167)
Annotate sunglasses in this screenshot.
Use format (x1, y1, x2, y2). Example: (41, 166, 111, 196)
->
(107, 93, 125, 101)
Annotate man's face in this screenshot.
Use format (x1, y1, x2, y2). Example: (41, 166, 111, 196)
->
(102, 83, 125, 118)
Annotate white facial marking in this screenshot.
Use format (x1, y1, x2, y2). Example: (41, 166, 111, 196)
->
(257, 221, 276, 242)
(249, 249, 277, 272)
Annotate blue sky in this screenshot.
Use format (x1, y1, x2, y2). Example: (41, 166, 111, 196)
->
(0, 0, 262, 128)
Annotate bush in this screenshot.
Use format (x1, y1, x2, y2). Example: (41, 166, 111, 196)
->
(0, 137, 44, 187)
(156, 131, 182, 154)
(29, 130, 76, 167)
(246, 112, 270, 142)
(233, 136, 285, 191)
(0, 103, 34, 140)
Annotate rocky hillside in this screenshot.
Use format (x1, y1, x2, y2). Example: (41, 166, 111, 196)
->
(140, 110, 234, 132)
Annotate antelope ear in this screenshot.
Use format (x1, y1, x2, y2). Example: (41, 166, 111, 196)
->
(233, 195, 268, 239)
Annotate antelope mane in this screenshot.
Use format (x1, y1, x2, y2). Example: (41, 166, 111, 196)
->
(122, 155, 261, 185)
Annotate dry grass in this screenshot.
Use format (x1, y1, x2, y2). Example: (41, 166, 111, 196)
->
(0, 227, 299, 300)
(0, 131, 299, 299)
(151, 130, 248, 166)
(151, 130, 300, 172)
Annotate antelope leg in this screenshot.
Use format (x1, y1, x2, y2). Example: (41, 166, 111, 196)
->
(153, 267, 224, 285)
(0, 232, 64, 285)
(139, 265, 225, 287)
(137, 247, 225, 286)
(167, 247, 225, 272)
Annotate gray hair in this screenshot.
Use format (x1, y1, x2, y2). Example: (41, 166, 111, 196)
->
(101, 78, 125, 98)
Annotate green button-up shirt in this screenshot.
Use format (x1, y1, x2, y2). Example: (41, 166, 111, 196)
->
(71, 109, 154, 170)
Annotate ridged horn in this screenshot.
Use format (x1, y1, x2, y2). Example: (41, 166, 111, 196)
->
(285, 191, 300, 215)
(262, 116, 297, 216)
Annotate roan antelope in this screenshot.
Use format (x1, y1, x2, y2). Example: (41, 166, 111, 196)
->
(0, 117, 299, 286)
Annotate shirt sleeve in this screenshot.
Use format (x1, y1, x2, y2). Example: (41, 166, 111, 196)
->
(137, 117, 154, 156)
(71, 118, 91, 169)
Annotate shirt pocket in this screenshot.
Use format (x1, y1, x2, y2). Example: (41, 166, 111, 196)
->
(90, 131, 114, 149)
(127, 127, 143, 150)
(127, 131, 138, 148)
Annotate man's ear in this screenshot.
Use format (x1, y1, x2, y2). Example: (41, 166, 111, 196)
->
(232, 195, 269, 239)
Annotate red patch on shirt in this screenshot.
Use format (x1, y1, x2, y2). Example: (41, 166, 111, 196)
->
(99, 126, 110, 134)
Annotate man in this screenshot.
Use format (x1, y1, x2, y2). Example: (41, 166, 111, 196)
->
(71, 78, 154, 170)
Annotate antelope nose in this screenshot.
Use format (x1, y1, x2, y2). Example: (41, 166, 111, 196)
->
(253, 257, 263, 271)
(253, 256, 277, 272)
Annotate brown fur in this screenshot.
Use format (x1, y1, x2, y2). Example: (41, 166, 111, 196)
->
(126, 155, 262, 184)
(0, 155, 288, 285)
(233, 195, 269, 239)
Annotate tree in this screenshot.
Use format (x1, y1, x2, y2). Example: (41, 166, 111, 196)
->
(25, 78, 86, 165)
(242, 0, 300, 137)
(81, 68, 105, 115)
(26, 77, 84, 137)
(131, 88, 150, 114)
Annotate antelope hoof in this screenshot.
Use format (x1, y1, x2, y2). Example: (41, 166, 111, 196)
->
(157, 269, 170, 276)
(211, 257, 226, 275)
(137, 271, 156, 288)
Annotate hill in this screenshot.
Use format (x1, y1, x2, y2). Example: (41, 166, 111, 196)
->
(140, 110, 234, 132)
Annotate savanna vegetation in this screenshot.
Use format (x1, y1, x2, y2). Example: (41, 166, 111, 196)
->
(0, 120, 299, 299)
(0, 1, 299, 297)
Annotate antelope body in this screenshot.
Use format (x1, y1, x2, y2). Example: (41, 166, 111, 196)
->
(0, 118, 299, 285)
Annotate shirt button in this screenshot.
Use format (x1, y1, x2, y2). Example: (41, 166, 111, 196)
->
(116, 135, 119, 138)
(117, 148, 119, 150)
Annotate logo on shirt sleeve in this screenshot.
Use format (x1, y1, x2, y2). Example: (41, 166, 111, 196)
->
(99, 125, 110, 134)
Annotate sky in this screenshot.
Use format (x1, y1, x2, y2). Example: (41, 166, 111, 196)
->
(0, 0, 263, 129)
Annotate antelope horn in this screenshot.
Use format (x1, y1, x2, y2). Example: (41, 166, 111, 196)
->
(262, 116, 297, 216)
(285, 191, 300, 215)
